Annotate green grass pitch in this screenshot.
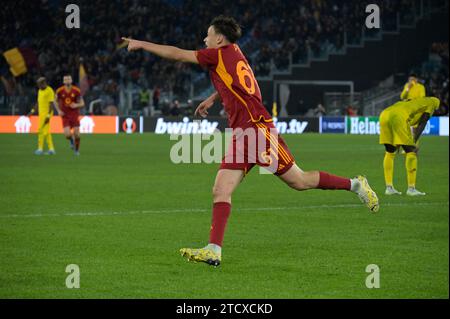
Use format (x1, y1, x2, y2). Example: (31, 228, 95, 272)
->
(0, 133, 448, 298)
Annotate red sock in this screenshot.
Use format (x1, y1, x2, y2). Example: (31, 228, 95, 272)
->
(75, 137, 80, 151)
(209, 202, 231, 247)
(318, 171, 351, 190)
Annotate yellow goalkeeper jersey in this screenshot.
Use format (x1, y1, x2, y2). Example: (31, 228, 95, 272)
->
(400, 82, 426, 100)
(386, 97, 440, 126)
(38, 86, 55, 116)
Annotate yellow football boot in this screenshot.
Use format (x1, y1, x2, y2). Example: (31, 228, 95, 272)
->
(355, 175, 380, 213)
(180, 247, 221, 266)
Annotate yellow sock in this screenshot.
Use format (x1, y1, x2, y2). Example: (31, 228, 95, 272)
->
(38, 132, 44, 150)
(383, 152, 395, 187)
(405, 152, 417, 188)
(46, 133, 54, 151)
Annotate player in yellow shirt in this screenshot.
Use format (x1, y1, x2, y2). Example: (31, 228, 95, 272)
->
(400, 73, 426, 100)
(28, 77, 63, 155)
(399, 73, 427, 154)
(379, 96, 443, 196)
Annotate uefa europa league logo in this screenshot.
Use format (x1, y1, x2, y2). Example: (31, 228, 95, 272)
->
(123, 118, 136, 134)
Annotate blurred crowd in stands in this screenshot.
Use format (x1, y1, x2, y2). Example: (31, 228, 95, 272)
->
(419, 42, 449, 107)
(233, 0, 417, 75)
(0, 0, 448, 116)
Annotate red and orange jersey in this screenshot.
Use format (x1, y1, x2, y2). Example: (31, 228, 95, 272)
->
(55, 85, 82, 115)
(196, 44, 272, 128)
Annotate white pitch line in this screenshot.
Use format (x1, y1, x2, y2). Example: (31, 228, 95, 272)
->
(0, 202, 447, 219)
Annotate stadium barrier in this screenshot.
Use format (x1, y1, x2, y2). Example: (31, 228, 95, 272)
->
(273, 117, 319, 134)
(0, 116, 448, 136)
(320, 116, 347, 134)
(344, 116, 446, 136)
(143, 117, 320, 134)
(119, 116, 143, 134)
(0, 115, 117, 134)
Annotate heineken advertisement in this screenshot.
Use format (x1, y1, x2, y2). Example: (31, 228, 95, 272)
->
(346, 116, 444, 135)
(0, 115, 447, 135)
(347, 117, 380, 135)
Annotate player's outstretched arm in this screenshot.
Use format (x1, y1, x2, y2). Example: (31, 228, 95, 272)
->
(121, 37, 198, 64)
(413, 112, 431, 143)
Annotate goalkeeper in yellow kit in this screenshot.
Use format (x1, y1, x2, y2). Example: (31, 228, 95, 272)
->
(379, 97, 443, 196)
(28, 77, 63, 155)
(399, 73, 427, 155)
(400, 73, 426, 101)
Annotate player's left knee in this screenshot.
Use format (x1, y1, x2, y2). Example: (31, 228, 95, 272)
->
(296, 171, 319, 190)
(212, 192, 232, 203)
(212, 185, 232, 202)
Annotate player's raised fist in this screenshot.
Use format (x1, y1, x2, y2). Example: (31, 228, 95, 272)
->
(121, 37, 142, 51)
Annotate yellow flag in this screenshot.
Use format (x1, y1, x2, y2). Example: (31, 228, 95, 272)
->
(3, 48, 27, 77)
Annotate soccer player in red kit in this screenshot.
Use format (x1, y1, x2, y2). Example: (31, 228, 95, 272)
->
(122, 16, 379, 266)
(56, 75, 85, 155)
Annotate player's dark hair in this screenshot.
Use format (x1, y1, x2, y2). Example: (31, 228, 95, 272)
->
(409, 72, 418, 78)
(210, 15, 242, 43)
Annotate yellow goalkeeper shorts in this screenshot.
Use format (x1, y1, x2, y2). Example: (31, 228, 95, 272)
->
(379, 111, 415, 146)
